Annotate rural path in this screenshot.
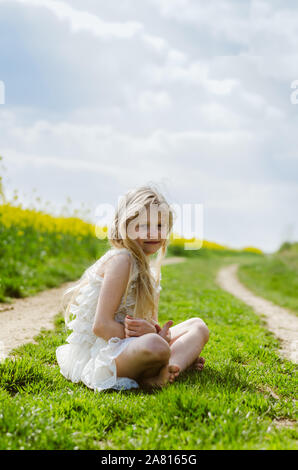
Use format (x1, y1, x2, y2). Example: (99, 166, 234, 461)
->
(216, 263, 298, 364)
(0, 256, 186, 361)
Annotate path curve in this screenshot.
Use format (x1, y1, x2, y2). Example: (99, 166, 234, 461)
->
(0, 256, 186, 360)
(216, 264, 298, 363)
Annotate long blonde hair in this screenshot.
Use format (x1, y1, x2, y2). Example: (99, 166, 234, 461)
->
(61, 184, 175, 327)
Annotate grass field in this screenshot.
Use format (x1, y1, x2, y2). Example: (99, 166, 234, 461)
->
(0, 250, 297, 450)
(238, 242, 298, 316)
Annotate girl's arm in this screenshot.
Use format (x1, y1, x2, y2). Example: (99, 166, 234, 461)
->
(92, 253, 132, 341)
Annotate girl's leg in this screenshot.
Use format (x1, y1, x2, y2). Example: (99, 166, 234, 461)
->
(136, 317, 208, 388)
(115, 318, 209, 388)
(167, 317, 209, 373)
(115, 333, 175, 383)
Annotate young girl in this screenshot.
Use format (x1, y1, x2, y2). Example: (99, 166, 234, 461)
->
(56, 185, 209, 391)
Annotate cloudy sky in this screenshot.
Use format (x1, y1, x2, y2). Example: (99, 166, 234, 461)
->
(0, 0, 297, 252)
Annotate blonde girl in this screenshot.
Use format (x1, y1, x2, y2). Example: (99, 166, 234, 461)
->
(56, 184, 209, 391)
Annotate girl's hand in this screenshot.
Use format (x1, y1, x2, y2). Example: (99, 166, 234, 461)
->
(149, 318, 173, 343)
(149, 318, 162, 333)
(124, 315, 156, 337)
(157, 320, 173, 344)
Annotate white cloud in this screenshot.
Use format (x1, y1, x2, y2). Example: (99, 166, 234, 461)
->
(2, 147, 135, 182)
(0, 0, 188, 66)
(167, 49, 188, 66)
(148, 0, 298, 54)
(1, 0, 143, 38)
(199, 102, 243, 129)
(0, 111, 286, 189)
(138, 90, 172, 112)
(142, 33, 168, 53)
(144, 60, 239, 95)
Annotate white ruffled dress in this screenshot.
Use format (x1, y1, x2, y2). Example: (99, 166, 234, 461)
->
(56, 247, 162, 392)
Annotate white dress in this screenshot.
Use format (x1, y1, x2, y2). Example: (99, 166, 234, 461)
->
(56, 247, 162, 392)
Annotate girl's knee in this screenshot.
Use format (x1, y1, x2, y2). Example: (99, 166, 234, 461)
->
(141, 333, 171, 362)
(191, 317, 210, 343)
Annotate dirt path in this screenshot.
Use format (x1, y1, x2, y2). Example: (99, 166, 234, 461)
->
(0, 256, 186, 361)
(216, 263, 298, 364)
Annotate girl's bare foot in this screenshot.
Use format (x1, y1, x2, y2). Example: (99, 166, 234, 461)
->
(187, 356, 205, 371)
(166, 364, 180, 383)
(139, 364, 180, 390)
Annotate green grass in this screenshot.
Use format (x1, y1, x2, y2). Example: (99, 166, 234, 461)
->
(238, 243, 298, 315)
(0, 225, 109, 302)
(0, 252, 297, 450)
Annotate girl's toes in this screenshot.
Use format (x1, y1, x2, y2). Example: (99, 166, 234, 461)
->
(196, 357, 205, 370)
(168, 364, 180, 382)
(189, 356, 206, 371)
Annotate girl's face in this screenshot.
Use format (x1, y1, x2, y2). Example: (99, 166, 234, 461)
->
(133, 207, 168, 256)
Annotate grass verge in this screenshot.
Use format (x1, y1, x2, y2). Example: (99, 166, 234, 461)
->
(238, 244, 298, 315)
